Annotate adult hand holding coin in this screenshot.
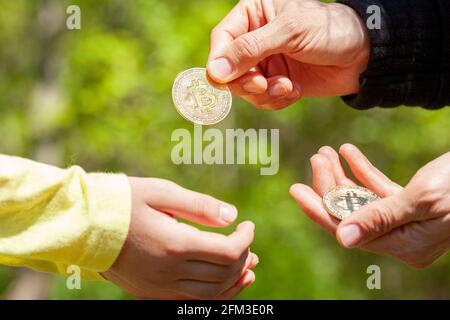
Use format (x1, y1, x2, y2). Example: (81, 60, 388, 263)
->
(206, 0, 370, 110)
(323, 185, 380, 221)
(290, 144, 450, 269)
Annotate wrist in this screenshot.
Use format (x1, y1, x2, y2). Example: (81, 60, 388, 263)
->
(341, 4, 370, 73)
(328, 3, 371, 94)
(351, 9, 370, 73)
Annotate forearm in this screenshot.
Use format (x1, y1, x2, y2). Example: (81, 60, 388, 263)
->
(0, 155, 131, 280)
(337, 0, 450, 109)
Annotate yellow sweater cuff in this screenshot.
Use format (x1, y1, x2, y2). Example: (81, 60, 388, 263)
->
(0, 157, 132, 281)
(79, 173, 132, 278)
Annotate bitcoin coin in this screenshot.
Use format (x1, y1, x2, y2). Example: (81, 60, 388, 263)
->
(172, 68, 232, 125)
(323, 185, 380, 220)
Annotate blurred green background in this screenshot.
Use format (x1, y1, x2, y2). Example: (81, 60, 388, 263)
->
(0, 0, 449, 300)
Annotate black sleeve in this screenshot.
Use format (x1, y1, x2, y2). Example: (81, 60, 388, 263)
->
(336, 0, 450, 109)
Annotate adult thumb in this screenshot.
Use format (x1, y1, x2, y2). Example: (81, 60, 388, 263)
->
(336, 192, 414, 248)
(207, 20, 288, 83)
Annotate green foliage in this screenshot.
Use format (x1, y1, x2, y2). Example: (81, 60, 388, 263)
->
(0, 0, 449, 299)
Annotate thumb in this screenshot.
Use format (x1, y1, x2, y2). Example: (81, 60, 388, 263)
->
(140, 179, 238, 228)
(336, 192, 414, 248)
(207, 20, 288, 83)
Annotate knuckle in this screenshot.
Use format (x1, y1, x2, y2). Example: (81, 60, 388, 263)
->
(164, 240, 187, 257)
(235, 33, 261, 59)
(280, 17, 301, 36)
(222, 246, 242, 264)
(363, 205, 393, 235)
(412, 181, 443, 215)
(277, 16, 303, 48)
(210, 27, 224, 45)
(193, 194, 218, 219)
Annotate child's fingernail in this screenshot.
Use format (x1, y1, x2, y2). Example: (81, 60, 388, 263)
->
(220, 204, 238, 223)
(253, 255, 259, 266)
(243, 81, 262, 94)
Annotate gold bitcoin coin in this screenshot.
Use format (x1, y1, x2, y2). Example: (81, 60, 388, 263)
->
(172, 68, 232, 125)
(323, 185, 380, 220)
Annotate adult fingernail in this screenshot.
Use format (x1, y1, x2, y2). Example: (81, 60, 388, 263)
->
(208, 58, 233, 81)
(319, 146, 334, 153)
(339, 224, 363, 248)
(243, 81, 262, 94)
(219, 203, 238, 223)
(269, 83, 289, 97)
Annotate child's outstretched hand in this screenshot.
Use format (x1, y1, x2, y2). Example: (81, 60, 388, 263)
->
(103, 178, 258, 300)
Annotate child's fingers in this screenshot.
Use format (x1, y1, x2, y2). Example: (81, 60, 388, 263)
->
(217, 270, 256, 300)
(142, 178, 238, 227)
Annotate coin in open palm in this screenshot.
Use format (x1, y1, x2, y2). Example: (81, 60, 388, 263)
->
(323, 185, 380, 220)
(172, 68, 232, 125)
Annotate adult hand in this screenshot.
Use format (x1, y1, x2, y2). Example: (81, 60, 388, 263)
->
(207, 0, 370, 110)
(103, 178, 258, 300)
(290, 144, 450, 268)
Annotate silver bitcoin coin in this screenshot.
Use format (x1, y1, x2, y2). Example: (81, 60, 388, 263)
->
(172, 68, 232, 125)
(323, 185, 380, 220)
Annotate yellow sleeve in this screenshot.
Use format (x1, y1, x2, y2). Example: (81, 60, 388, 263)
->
(0, 154, 131, 280)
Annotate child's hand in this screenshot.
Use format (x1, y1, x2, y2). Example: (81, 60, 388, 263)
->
(103, 178, 257, 300)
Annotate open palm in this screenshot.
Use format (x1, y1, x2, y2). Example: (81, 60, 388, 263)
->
(290, 144, 450, 268)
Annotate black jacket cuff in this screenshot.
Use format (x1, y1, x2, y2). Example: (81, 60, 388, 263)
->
(337, 0, 449, 110)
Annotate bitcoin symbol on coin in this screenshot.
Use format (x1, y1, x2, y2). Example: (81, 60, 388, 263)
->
(172, 68, 232, 125)
(323, 186, 380, 220)
(188, 79, 217, 114)
(336, 191, 369, 212)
